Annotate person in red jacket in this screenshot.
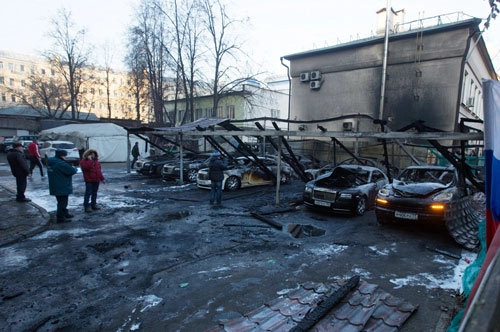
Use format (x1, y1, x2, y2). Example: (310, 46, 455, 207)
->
(27, 139, 44, 177)
(80, 149, 106, 212)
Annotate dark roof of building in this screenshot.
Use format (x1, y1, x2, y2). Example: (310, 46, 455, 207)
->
(204, 278, 418, 332)
(125, 117, 231, 134)
(0, 107, 100, 121)
(283, 17, 481, 60)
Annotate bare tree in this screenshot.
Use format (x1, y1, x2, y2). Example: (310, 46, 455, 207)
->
(128, 0, 175, 126)
(200, 0, 251, 117)
(45, 8, 91, 120)
(125, 41, 149, 122)
(100, 43, 115, 120)
(155, 0, 203, 125)
(7, 71, 70, 119)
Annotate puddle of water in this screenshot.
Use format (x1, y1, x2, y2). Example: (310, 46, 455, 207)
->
(287, 224, 325, 238)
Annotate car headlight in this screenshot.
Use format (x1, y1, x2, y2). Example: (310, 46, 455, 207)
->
(304, 186, 313, 193)
(433, 192, 453, 201)
(339, 193, 352, 199)
(378, 188, 390, 197)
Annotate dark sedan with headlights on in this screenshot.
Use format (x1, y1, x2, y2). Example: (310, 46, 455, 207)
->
(303, 165, 389, 216)
(375, 165, 460, 225)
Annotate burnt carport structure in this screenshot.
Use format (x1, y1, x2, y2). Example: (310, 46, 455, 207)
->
(126, 117, 483, 193)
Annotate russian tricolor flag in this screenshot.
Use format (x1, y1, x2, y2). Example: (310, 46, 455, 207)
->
(461, 80, 500, 326)
(483, 79, 500, 248)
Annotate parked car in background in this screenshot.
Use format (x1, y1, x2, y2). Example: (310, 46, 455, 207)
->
(303, 164, 389, 216)
(40, 141, 80, 166)
(137, 151, 204, 177)
(375, 165, 461, 225)
(160, 153, 211, 182)
(0, 137, 14, 153)
(135, 152, 177, 176)
(197, 156, 292, 191)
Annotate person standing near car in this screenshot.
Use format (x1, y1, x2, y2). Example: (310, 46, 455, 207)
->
(131, 142, 140, 169)
(80, 149, 106, 212)
(209, 150, 227, 207)
(27, 139, 44, 178)
(7, 141, 31, 202)
(47, 149, 78, 223)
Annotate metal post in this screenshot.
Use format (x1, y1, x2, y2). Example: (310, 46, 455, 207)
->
(275, 138, 281, 206)
(378, 0, 391, 121)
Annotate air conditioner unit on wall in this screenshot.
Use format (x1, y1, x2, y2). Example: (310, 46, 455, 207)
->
(343, 122, 353, 131)
(310, 71, 322, 80)
(310, 81, 321, 89)
(300, 72, 310, 82)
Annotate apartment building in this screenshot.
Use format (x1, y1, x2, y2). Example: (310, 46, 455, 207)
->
(0, 50, 150, 122)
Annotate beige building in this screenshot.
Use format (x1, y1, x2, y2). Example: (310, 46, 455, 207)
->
(0, 50, 151, 122)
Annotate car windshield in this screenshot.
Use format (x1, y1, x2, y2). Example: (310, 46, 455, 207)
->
(398, 168, 454, 185)
(53, 143, 75, 149)
(317, 166, 369, 188)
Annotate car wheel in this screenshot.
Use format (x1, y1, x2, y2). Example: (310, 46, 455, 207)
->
(187, 169, 198, 183)
(225, 176, 241, 191)
(354, 196, 367, 216)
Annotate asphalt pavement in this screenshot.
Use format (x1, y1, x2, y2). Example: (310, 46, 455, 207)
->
(0, 183, 51, 247)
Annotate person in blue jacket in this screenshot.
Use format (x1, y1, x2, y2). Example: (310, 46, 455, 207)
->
(208, 150, 228, 206)
(47, 149, 78, 223)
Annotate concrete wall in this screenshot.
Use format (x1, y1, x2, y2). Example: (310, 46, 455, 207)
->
(286, 20, 488, 134)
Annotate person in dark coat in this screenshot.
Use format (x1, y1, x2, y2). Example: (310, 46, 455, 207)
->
(131, 142, 140, 169)
(7, 141, 31, 202)
(80, 149, 106, 212)
(208, 150, 227, 206)
(47, 149, 78, 223)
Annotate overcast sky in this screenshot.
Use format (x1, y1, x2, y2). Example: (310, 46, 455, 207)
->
(1, 0, 499, 76)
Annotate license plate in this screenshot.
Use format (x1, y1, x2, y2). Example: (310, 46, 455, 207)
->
(395, 211, 418, 220)
(315, 200, 331, 207)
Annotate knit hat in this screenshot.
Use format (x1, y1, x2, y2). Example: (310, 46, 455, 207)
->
(212, 150, 221, 157)
(12, 142, 23, 148)
(55, 149, 68, 157)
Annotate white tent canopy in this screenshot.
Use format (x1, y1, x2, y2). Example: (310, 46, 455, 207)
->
(38, 123, 147, 162)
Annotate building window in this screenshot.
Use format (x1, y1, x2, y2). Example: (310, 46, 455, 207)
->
(196, 108, 203, 119)
(51, 69, 55, 76)
(91, 102, 95, 109)
(20, 65, 24, 72)
(0, 61, 3, 69)
(216, 106, 224, 117)
(41, 69, 46, 75)
(11, 94, 16, 102)
(9, 78, 14, 86)
(21, 80, 26, 87)
(0, 77, 4, 84)
(226, 105, 235, 118)
(8, 63, 14, 71)
(30, 66, 35, 74)
(205, 108, 212, 117)
(1, 93, 5, 101)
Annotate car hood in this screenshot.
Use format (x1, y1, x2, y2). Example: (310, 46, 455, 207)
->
(392, 180, 449, 197)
